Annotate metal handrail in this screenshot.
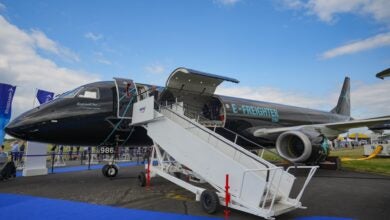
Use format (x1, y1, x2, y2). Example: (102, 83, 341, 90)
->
(159, 103, 272, 181)
(217, 126, 290, 163)
(286, 166, 319, 202)
(164, 100, 290, 164)
(237, 166, 284, 214)
(239, 165, 317, 214)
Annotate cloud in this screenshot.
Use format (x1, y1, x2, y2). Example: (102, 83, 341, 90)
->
(84, 32, 103, 41)
(216, 86, 331, 110)
(0, 2, 6, 11)
(279, 1, 390, 58)
(279, 0, 305, 9)
(214, 0, 241, 6)
(145, 64, 165, 74)
(216, 79, 390, 119)
(94, 52, 111, 65)
(321, 32, 390, 59)
(30, 29, 79, 62)
(97, 58, 111, 65)
(280, 0, 390, 24)
(351, 79, 390, 118)
(0, 15, 100, 119)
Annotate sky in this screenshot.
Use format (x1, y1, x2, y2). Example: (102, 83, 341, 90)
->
(0, 0, 389, 121)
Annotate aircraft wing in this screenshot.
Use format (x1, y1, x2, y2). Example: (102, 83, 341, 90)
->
(253, 116, 390, 137)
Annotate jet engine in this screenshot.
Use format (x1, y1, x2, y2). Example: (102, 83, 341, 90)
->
(276, 130, 327, 164)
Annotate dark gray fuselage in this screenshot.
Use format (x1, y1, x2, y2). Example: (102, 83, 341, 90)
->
(6, 81, 350, 147)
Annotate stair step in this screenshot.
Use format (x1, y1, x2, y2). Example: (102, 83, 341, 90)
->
(264, 201, 297, 216)
(260, 194, 282, 207)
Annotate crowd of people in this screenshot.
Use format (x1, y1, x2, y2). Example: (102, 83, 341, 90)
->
(0, 141, 25, 165)
(0, 140, 153, 167)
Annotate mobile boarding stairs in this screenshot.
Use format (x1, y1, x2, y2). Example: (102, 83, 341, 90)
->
(131, 96, 318, 219)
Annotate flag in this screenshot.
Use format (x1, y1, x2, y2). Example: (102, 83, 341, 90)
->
(0, 83, 16, 145)
(36, 89, 54, 105)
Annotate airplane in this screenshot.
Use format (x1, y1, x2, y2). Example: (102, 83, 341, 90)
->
(369, 67, 390, 131)
(376, 67, 390, 79)
(5, 67, 390, 176)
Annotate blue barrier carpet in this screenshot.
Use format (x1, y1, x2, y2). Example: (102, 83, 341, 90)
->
(0, 193, 220, 220)
(295, 217, 353, 220)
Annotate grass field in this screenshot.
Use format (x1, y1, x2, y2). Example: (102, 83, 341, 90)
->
(330, 147, 390, 176)
(261, 146, 390, 176)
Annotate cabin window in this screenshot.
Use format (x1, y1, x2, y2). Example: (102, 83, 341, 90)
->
(77, 88, 99, 99)
(57, 87, 83, 99)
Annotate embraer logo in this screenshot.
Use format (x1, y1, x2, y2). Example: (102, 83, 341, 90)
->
(77, 102, 101, 110)
(139, 107, 146, 113)
(4, 88, 14, 115)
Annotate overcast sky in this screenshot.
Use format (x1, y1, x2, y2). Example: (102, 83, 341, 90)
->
(0, 0, 389, 121)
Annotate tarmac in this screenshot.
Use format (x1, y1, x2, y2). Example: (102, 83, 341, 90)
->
(0, 163, 389, 220)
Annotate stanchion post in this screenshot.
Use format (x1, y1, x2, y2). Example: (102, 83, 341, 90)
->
(146, 159, 151, 187)
(51, 153, 55, 173)
(224, 174, 231, 219)
(88, 150, 91, 170)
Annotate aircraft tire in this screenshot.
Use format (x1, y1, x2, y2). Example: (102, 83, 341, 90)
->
(138, 172, 146, 187)
(105, 165, 118, 178)
(102, 164, 109, 177)
(200, 190, 219, 214)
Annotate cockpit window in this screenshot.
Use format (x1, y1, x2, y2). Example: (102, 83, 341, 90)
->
(57, 87, 83, 99)
(77, 88, 99, 99)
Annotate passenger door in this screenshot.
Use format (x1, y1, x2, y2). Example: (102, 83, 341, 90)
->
(114, 78, 137, 119)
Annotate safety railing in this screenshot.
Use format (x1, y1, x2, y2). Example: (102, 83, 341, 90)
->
(159, 100, 291, 165)
(215, 126, 291, 164)
(239, 166, 284, 214)
(239, 165, 318, 215)
(158, 102, 272, 181)
(286, 166, 319, 203)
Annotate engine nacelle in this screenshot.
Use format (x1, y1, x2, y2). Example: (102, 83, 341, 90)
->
(276, 130, 325, 163)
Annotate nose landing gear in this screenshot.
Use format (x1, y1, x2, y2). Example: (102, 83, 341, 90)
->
(102, 164, 118, 178)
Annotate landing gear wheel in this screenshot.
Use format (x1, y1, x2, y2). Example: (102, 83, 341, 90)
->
(138, 171, 146, 187)
(200, 190, 219, 214)
(105, 165, 118, 178)
(102, 164, 109, 177)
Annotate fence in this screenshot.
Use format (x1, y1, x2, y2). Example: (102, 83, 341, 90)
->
(1, 146, 151, 174)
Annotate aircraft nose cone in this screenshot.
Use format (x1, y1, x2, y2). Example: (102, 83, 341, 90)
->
(4, 120, 27, 139)
(5, 106, 49, 141)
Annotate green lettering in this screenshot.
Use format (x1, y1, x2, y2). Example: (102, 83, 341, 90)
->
(232, 104, 238, 114)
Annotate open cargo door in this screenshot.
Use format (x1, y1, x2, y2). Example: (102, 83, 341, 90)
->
(165, 67, 239, 96)
(160, 67, 239, 127)
(114, 77, 137, 119)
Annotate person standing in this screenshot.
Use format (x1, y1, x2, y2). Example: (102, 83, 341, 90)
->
(149, 86, 159, 100)
(202, 104, 210, 119)
(19, 141, 25, 163)
(76, 146, 80, 159)
(11, 141, 19, 162)
(68, 146, 74, 160)
(0, 145, 7, 164)
(143, 147, 151, 164)
(149, 86, 159, 110)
